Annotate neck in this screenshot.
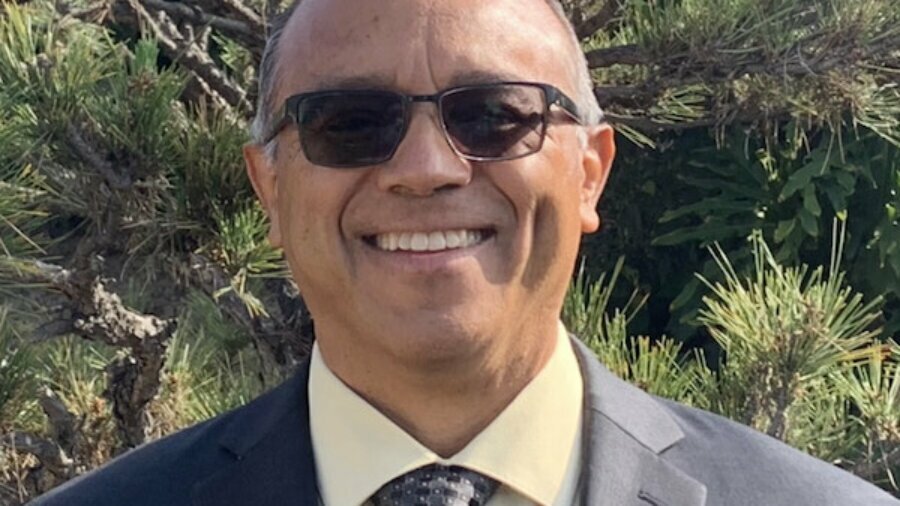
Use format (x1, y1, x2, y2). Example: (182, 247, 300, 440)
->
(316, 321, 559, 457)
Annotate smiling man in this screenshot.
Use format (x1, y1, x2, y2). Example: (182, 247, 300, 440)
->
(32, 1, 900, 505)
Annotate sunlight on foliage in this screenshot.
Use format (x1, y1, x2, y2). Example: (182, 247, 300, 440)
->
(697, 231, 883, 436)
(568, 231, 897, 490)
(208, 204, 286, 317)
(564, 257, 708, 403)
(0, 309, 36, 432)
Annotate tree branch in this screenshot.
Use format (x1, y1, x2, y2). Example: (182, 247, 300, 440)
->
(38, 389, 80, 458)
(851, 446, 900, 482)
(18, 260, 176, 450)
(197, 0, 265, 35)
(122, 0, 251, 111)
(31, 317, 76, 344)
(575, 0, 621, 40)
(1, 433, 72, 473)
(586, 44, 649, 68)
(65, 124, 132, 190)
(591, 42, 878, 125)
(140, 0, 264, 55)
(188, 253, 312, 375)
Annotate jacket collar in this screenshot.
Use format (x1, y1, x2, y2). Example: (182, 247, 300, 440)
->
(572, 338, 707, 506)
(191, 360, 320, 506)
(193, 338, 706, 506)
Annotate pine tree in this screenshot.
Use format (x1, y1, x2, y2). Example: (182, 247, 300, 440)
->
(0, 0, 898, 502)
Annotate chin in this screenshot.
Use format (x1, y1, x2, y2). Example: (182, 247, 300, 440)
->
(374, 308, 494, 363)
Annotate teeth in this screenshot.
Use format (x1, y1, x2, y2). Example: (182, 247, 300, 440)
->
(373, 229, 487, 252)
(428, 232, 446, 252)
(411, 233, 428, 252)
(445, 231, 462, 248)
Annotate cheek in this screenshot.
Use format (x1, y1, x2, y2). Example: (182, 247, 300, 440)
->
(522, 197, 564, 290)
(275, 170, 353, 273)
(277, 188, 316, 279)
(490, 142, 584, 222)
(522, 173, 584, 291)
(486, 148, 585, 290)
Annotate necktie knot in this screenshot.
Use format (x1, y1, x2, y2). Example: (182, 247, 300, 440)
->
(370, 463, 499, 506)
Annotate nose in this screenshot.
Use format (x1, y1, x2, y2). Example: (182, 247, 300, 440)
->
(375, 110, 473, 196)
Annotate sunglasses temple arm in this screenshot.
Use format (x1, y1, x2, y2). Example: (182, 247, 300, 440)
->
(547, 88, 585, 125)
(261, 106, 294, 145)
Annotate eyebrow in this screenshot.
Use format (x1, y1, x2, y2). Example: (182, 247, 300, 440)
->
(308, 74, 396, 90)
(445, 70, 524, 87)
(307, 70, 526, 92)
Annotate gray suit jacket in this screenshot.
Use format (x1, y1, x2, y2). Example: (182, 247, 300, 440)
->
(32, 338, 898, 505)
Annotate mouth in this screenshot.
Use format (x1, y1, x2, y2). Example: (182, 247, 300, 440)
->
(362, 228, 497, 253)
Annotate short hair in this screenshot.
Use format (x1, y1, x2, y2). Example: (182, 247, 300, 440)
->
(249, 0, 602, 153)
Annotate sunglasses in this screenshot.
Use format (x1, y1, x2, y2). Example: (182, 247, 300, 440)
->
(263, 82, 584, 168)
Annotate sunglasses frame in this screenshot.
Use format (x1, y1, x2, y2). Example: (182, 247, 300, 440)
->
(262, 81, 584, 168)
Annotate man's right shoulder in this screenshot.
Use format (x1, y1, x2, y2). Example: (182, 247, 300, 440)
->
(29, 410, 229, 506)
(28, 370, 308, 506)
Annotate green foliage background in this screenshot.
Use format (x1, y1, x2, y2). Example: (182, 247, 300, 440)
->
(0, 0, 898, 502)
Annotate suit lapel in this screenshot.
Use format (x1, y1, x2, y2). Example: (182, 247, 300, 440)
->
(191, 360, 320, 506)
(190, 337, 707, 506)
(572, 338, 707, 506)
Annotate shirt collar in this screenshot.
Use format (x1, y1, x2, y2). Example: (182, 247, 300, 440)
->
(309, 322, 583, 506)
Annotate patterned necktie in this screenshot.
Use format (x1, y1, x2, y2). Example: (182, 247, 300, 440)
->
(369, 463, 500, 506)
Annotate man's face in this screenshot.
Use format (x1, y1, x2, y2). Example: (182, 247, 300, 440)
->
(246, 0, 614, 365)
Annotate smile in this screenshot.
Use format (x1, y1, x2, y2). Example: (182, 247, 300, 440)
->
(366, 229, 495, 253)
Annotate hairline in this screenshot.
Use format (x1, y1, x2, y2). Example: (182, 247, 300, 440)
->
(250, 0, 602, 156)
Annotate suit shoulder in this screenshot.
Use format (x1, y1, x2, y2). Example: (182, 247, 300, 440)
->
(655, 398, 899, 505)
(29, 414, 226, 506)
(29, 371, 306, 506)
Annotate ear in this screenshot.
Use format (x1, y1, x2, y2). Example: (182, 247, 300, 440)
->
(244, 143, 283, 248)
(578, 124, 616, 233)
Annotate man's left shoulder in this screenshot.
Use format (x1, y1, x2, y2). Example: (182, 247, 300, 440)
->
(655, 397, 899, 505)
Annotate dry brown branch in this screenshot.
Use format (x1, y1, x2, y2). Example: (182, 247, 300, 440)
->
(140, 0, 264, 55)
(602, 112, 726, 132)
(20, 261, 176, 450)
(575, 0, 621, 39)
(586, 44, 649, 68)
(180, 72, 230, 109)
(61, 2, 111, 24)
(38, 390, 79, 457)
(198, 0, 266, 36)
(593, 84, 650, 108)
(590, 37, 886, 131)
(105, 350, 167, 449)
(1, 430, 74, 496)
(71, 280, 175, 348)
(601, 101, 763, 132)
(65, 124, 132, 190)
(851, 446, 900, 482)
(1, 433, 71, 474)
(30, 318, 76, 344)
(188, 253, 311, 376)
(122, 0, 251, 111)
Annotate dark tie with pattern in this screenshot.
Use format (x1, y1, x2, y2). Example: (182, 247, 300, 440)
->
(369, 463, 500, 506)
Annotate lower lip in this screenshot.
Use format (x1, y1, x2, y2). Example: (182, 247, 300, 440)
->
(361, 236, 494, 273)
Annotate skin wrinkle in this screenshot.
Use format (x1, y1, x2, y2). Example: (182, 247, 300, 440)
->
(243, 0, 616, 457)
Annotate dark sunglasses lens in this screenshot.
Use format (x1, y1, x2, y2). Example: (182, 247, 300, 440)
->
(297, 92, 406, 167)
(442, 85, 546, 160)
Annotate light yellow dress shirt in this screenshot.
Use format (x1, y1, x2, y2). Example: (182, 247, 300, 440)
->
(308, 322, 583, 506)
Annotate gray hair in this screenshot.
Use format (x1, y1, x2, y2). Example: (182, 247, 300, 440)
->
(249, 0, 602, 152)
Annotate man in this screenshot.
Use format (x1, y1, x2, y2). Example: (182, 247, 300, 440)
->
(32, 0, 899, 505)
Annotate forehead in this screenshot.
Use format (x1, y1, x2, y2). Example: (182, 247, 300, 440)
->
(275, 0, 574, 98)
